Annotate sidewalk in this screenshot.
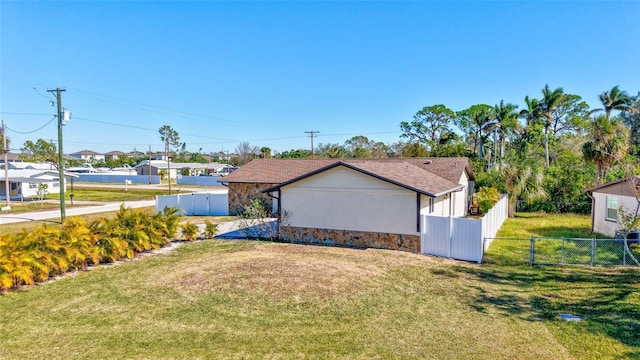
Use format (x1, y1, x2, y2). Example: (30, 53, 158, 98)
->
(0, 200, 155, 225)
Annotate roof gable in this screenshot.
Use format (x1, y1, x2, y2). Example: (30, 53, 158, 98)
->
(264, 161, 462, 197)
(586, 176, 640, 197)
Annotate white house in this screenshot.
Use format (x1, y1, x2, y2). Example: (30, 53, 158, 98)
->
(7, 162, 57, 170)
(69, 150, 105, 163)
(585, 176, 640, 237)
(243, 158, 475, 253)
(0, 170, 77, 200)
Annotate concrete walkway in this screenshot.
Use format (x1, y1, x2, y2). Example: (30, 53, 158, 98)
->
(0, 200, 155, 225)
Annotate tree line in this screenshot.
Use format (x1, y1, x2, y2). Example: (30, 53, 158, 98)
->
(3, 85, 638, 215)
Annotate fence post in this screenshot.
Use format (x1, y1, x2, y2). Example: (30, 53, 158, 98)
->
(590, 238, 596, 266)
(623, 237, 627, 267)
(529, 236, 535, 266)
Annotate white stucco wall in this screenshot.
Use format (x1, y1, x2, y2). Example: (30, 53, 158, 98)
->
(592, 192, 639, 237)
(280, 166, 418, 235)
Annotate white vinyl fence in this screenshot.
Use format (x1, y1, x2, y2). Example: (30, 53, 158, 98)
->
(421, 194, 508, 263)
(156, 191, 228, 216)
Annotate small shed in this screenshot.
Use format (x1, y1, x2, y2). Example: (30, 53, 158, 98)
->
(585, 176, 640, 237)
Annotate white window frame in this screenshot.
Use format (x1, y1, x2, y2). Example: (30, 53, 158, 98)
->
(605, 196, 618, 221)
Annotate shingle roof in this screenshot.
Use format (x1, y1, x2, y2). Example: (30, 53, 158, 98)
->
(585, 176, 640, 193)
(221, 157, 473, 196)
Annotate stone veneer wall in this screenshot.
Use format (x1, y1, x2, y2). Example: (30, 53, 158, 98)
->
(278, 226, 421, 253)
(228, 182, 277, 215)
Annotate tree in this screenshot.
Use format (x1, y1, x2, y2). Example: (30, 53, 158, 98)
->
(621, 92, 640, 155)
(582, 115, 630, 185)
(539, 85, 565, 167)
(235, 141, 259, 164)
(0, 131, 9, 153)
(399, 142, 430, 157)
(278, 149, 310, 158)
(345, 136, 372, 158)
(158, 125, 181, 158)
(456, 104, 496, 159)
(500, 149, 549, 217)
(159, 125, 181, 194)
(598, 85, 632, 119)
(549, 93, 589, 136)
(260, 147, 272, 158)
(400, 105, 455, 153)
(492, 100, 519, 168)
(317, 143, 346, 158)
(20, 139, 58, 168)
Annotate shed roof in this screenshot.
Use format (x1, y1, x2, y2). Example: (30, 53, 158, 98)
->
(585, 176, 640, 195)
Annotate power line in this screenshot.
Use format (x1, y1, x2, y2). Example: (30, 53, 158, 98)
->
(65, 87, 291, 131)
(5, 116, 56, 134)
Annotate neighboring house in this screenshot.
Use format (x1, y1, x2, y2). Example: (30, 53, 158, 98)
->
(220, 158, 475, 253)
(134, 160, 231, 178)
(104, 151, 125, 161)
(7, 162, 57, 170)
(0, 170, 78, 200)
(150, 153, 168, 161)
(0, 152, 23, 165)
(134, 160, 182, 179)
(69, 150, 105, 163)
(585, 176, 640, 237)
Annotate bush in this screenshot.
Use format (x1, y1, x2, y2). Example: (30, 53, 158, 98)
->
(180, 222, 199, 241)
(475, 187, 500, 214)
(0, 206, 181, 292)
(203, 221, 218, 239)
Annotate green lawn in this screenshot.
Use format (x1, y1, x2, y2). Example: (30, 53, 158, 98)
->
(0, 213, 638, 359)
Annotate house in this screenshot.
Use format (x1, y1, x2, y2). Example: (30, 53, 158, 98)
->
(0, 152, 23, 165)
(221, 158, 475, 253)
(585, 176, 640, 237)
(69, 150, 105, 163)
(0, 170, 78, 200)
(134, 160, 182, 179)
(104, 151, 125, 161)
(7, 162, 57, 170)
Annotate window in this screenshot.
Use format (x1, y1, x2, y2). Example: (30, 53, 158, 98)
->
(606, 196, 618, 221)
(429, 197, 434, 213)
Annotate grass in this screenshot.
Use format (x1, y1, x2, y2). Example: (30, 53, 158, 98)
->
(50, 186, 191, 202)
(0, 213, 638, 359)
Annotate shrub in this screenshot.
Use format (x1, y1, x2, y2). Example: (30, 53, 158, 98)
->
(475, 187, 501, 214)
(180, 222, 199, 241)
(0, 206, 182, 292)
(203, 221, 218, 239)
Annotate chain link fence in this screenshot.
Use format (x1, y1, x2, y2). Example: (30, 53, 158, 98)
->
(483, 237, 640, 267)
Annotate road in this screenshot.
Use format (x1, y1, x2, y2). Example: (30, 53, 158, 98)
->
(0, 200, 156, 225)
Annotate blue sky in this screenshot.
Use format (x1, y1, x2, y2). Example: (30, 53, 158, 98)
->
(1, 1, 639, 156)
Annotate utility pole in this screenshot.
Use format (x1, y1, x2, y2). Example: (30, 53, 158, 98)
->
(305, 130, 320, 158)
(2, 119, 10, 209)
(148, 145, 152, 184)
(48, 88, 66, 222)
(165, 136, 171, 194)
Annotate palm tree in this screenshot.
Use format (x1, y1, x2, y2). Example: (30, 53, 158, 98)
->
(598, 85, 632, 119)
(493, 100, 519, 169)
(582, 115, 630, 185)
(518, 96, 544, 156)
(539, 85, 564, 167)
(500, 149, 548, 217)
